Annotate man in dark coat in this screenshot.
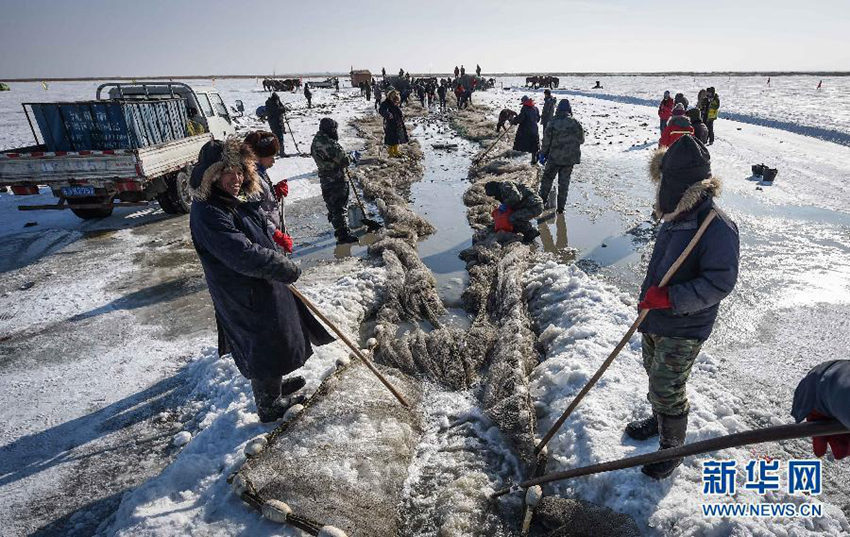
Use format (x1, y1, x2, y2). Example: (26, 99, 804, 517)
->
(310, 118, 358, 244)
(476, 64, 481, 77)
(512, 95, 541, 164)
(539, 99, 584, 213)
(437, 83, 448, 111)
(264, 93, 286, 156)
(627, 135, 739, 479)
(190, 139, 333, 422)
(484, 180, 544, 243)
(792, 360, 850, 460)
(373, 83, 382, 111)
(540, 89, 557, 132)
(379, 90, 409, 157)
(674, 92, 689, 110)
(686, 108, 709, 144)
(304, 84, 313, 109)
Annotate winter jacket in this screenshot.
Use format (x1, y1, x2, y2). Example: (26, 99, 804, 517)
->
(691, 119, 709, 144)
(256, 164, 281, 229)
(265, 95, 285, 121)
(310, 131, 350, 179)
(638, 182, 739, 341)
(512, 102, 541, 154)
(707, 94, 720, 120)
(487, 181, 543, 217)
(541, 96, 557, 126)
(190, 178, 333, 379)
(541, 113, 585, 166)
(379, 99, 409, 146)
(792, 360, 850, 429)
(674, 94, 690, 110)
(659, 116, 695, 148)
(658, 97, 675, 121)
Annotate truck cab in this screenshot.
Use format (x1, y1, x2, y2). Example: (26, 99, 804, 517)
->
(97, 82, 236, 141)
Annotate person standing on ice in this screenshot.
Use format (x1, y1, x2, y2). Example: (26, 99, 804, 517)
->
(627, 135, 739, 479)
(686, 108, 709, 144)
(539, 99, 584, 214)
(659, 104, 694, 148)
(379, 90, 409, 158)
(304, 84, 313, 109)
(310, 118, 359, 244)
(485, 180, 544, 243)
(476, 64, 481, 77)
(437, 82, 448, 111)
(512, 95, 541, 165)
(454, 65, 460, 78)
(373, 83, 382, 111)
(264, 92, 287, 157)
(243, 131, 290, 236)
(658, 90, 674, 134)
(189, 139, 334, 423)
(705, 87, 721, 145)
(540, 89, 557, 132)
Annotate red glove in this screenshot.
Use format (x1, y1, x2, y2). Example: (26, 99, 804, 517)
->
(639, 286, 671, 310)
(273, 229, 294, 253)
(492, 207, 514, 232)
(808, 411, 850, 460)
(273, 180, 289, 200)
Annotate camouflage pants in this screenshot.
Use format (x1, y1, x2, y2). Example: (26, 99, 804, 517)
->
(319, 174, 350, 237)
(641, 333, 703, 416)
(510, 200, 544, 235)
(539, 163, 573, 212)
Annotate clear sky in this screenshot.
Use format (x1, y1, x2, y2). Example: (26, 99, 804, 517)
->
(1, 0, 848, 78)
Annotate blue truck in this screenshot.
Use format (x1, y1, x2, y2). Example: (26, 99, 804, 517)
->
(0, 82, 243, 219)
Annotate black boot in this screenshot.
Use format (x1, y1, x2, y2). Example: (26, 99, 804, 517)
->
(625, 414, 658, 441)
(336, 229, 359, 244)
(642, 412, 688, 479)
(281, 375, 306, 396)
(251, 376, 306, 423)
(522, 228, 540, 244)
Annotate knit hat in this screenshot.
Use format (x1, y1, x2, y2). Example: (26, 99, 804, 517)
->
(672, 103, 686, 116)
(243, 130, 279, 158)
(658, 135, 711, 215)
(556, 99, 572, 116)
(663, 90, 671, 98)
(521, 95, 530, 103)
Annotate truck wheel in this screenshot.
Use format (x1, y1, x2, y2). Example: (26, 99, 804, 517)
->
(157, 169, 192, 214)
(70, 196, 114, 219)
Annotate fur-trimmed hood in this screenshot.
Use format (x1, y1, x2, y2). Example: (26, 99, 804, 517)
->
(192, 138, 262, 201)
(649, 146, 722, 221)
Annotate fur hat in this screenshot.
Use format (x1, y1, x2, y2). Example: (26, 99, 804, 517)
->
(243, 130, 280, 159)
(649, 136, 720, 220)
(193, 138, 261, 201)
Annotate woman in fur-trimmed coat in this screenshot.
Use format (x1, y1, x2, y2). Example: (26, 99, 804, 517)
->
(626, 135, 739, 479)
(190, 139, 333, 422)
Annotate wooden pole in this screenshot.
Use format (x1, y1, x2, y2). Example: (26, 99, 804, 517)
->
(289, 286, 410, 408)
(472, 125, 513, 165)
(535, 210, 718, 455)
(493, 419, 848, 498)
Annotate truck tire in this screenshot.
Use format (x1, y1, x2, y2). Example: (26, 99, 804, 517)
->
(70, 196, 114, 219)
(157, 169, 192, 214)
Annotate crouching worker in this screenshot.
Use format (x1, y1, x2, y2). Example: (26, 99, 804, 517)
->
(190, 139, 334, 422)
(628, 135, 739, 478)
(484, 180, 544, 243)
(311, 118, 358, 244)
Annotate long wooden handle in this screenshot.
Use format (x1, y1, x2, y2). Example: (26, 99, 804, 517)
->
(289, 286, 410, 408)
(496, 419, 848, 497)
(473, 125, 513, 164)
(345, 169, 368, 214)
(535, 210, 718, 454)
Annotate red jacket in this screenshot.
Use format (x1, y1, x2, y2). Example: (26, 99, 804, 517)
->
(659, 119, 695, 148)
(658, 97, 674, 120)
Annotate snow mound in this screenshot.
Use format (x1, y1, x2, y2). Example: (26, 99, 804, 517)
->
(525, 260, 850, 535)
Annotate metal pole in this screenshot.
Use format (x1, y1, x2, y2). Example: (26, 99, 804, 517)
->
(534, 210, 719, 455)
(493, 420, 849, 498)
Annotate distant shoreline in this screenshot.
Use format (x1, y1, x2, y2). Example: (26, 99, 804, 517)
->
(2, 71, 849, 82)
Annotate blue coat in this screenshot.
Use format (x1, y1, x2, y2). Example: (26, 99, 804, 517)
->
(792, 360, 850, 429)
(639, 196, 739, 341)
(190, 186, 333, 379)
